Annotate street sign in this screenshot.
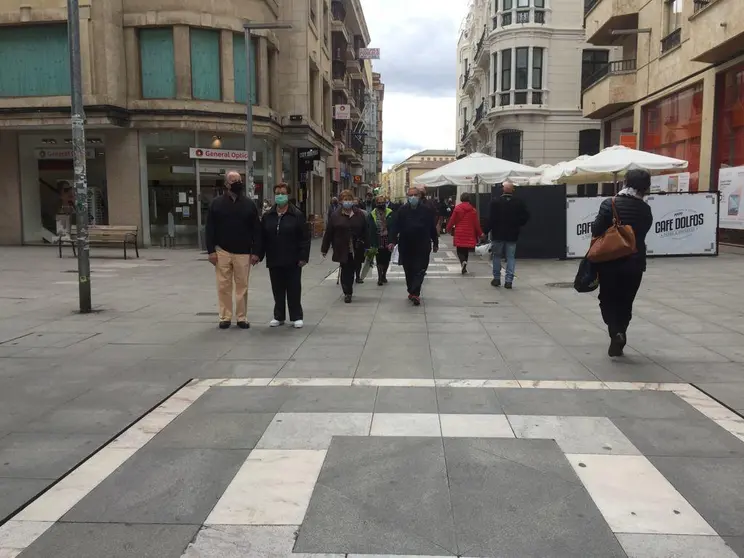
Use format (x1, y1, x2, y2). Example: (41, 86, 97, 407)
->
(358, 48, 380, 59)
(362, 146, 376, 154)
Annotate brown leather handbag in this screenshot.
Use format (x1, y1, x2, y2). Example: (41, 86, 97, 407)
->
(587, 197, 637, 263)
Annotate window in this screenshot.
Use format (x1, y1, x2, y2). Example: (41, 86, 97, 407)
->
(323, 2, 329, 47)
(492, 53, 498, 92)
(190, 29, 221, 101)
(140, 28, 176, 99)
(532, 47, 543, 89)
(0, 25, 70, 97)
(664, 0, 682, 35)
(501, 49, 512, 92)
(515, 48, 528, 89)
(714, 63, 744, 183)
(496, 130, 522, 163)
(517, 0, 529, 6)
(581, 49, 609, 89)
(501, 0, 513, 25)
(233, 34, 258, 105)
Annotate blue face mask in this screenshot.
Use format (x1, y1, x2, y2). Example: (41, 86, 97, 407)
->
(275, 194, 289, 206)
(342, 201, 354, 210)
(408, 196, 420, 207)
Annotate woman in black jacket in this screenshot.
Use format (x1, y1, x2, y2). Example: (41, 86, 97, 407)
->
(260, 183, 311, 328)
(591, 169, 653, 357)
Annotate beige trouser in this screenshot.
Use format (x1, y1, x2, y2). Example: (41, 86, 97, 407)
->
(215, 249, 251, 322)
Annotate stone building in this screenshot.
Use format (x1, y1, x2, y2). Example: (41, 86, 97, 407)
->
(388, 150, 457, 201)
(0, 0, 374, 246)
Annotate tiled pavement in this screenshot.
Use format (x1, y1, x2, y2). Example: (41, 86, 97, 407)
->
(1, 243, 744, 557)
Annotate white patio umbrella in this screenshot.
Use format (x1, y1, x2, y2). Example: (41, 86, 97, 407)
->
(413, 152, 540, 187)
(561, 145, 688, 186)
(539, 155, 593, 185)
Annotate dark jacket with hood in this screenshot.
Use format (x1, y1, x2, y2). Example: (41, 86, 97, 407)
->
(259, 204, 311, 268)
(205, 193, 262, 255)
(485, 194, 530, 242)
(591, 194, 653, 271)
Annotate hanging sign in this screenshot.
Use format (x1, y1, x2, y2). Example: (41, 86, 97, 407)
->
(358, 48, 380, 59)
(35, 148, 95, 160)
(718, 165, 744, 230)
(334, 104, 351, 120)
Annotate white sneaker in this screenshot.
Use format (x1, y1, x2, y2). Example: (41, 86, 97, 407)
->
(293, 320, 304, 329)
(269, 319, 284, 327)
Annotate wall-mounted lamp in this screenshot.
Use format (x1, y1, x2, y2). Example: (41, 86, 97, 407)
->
(211, 135, 222, 148)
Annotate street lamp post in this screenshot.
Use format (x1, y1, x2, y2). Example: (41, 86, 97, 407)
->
(243, 21, 292, 199)
(67, 0, 91, 313)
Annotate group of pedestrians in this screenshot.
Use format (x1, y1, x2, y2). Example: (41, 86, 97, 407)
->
(205, 168, 652, 360)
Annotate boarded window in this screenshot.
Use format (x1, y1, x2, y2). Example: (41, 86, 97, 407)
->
(233, 34, 258, 105)
(140, 28, 176, 99)
(0, 24, 70, 97)
(191, 29, 221, 101)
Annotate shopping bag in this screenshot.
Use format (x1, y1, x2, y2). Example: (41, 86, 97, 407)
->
(360, 248, 377, 280)
(475, 242, 492, 259)
(587, 197, 637, 263)
(391, 245, 400, 265)
(574, 257, 599, 293)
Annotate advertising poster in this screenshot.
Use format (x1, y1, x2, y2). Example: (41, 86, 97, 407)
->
(650, 172, 690, 194)
(718, 165, 744, 230)
(565, 197, 604, 257)
(645, 194, 718, 256)
(566, 194, 718, 258)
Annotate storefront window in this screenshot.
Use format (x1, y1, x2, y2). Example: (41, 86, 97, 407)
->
(641, 83, 703, 191)
(715, 63, 744, 187)
(19, 133, 107, 243)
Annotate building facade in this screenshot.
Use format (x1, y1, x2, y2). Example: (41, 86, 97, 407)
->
(328, 0, 377, 200)
(456, 0, 601, 170)
(373, 72, 385, 183)
(582, 0, 744, 194)
(388, 150, 457, 201)
(0, 0, 375, 246)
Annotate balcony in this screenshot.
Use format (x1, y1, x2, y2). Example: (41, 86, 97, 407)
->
(346, 53, 362, 77)
(661, 28, 681, 54)
(584, 0, 640, 45)
(492, 7, 547, 30)
(489, 90, 548, 113)
(474, 100, 486, 126)
(474, 25, 488, 67)
(331, 0, 346, 21)
(460, 123, 470, 142)
(582, 59, 637, 118)
(461, 67, 471, 90)
(689, 0, 744, 64)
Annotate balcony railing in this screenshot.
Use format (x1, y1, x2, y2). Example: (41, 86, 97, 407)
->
(474, 100, 485, 124)
(474, 25, 486, 60)
(332, 62, 347, 81)
(582, 58, 637, 90)
(460, 123, 469, 141)
(490, 90, 547, 108)
(331, 0, 346, 21)
(661, 28, 681, 54)
(493, 7, 546, 28)
(461, 67, 471, 89)
(693, 0, 710, 12)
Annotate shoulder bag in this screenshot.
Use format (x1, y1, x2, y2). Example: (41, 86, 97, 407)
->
(587, 197, 637, 264)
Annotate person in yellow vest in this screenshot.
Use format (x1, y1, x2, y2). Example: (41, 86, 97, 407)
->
(367, 194, 395, 286)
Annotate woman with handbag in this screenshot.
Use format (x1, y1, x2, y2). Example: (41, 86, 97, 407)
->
(590, 169, 653, 357)
(447, 192, 483, 274)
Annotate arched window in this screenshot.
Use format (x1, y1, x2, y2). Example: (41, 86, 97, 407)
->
(496, 129, 522, 163)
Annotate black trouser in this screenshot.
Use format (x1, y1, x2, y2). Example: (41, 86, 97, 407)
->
(403, 264, 427, 296)
(354, 247, 365, 280)
(340, 258, 357, 295)
(598, 264, 643, 337)
(376, 247, 391, 279)
(269, 266, 303, 322)
(456, 247, 470, 264)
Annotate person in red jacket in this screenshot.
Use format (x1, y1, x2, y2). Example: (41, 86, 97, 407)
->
(447, 192, 483, 274)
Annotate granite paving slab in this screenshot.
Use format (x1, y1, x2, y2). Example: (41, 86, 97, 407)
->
(616, 534, 739, 558)
(695, 383, 744, 412)
(374, 387, 438, 413)
(0, 433, 109, 479)
(0, 478, 51, 520)
(435, 387, 503, 414)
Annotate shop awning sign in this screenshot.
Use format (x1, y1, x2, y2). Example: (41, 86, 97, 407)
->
(334, 104, 351, 120)
(35, 148, 95, 160)
(189, 148, 255, 161)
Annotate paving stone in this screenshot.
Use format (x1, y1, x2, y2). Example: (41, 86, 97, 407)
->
(256, 413, 372, 450)
(18, 523, 199, 558)
(21, 407, 143, 436)
(651, 456, 744, 536)
(146, 410, 275, 449)
(201, 360, 286, 378)
(616, 534, 739, 558)
(663, 363, 744, 384)
(695, 383, 744, 412)
(0, 433, 108, 479)
(279, 387, 377, 413)
(192, 387, 291, 413)
(275, 359, 357, 378)
(0, 478, 51, 520)
(613, 417, 744, 458)
(435, 387, 503, 414)
(440, 414, 514, 438)
(494, 389, 706, 419)
(723, 537, 744, 557)
(295, 436, 457, 556)
(444, 438, 626, 557)
(506, 359, 599, 381)
(62, 448, 249, 524)
(370, 413, 441, 437)
(374, 387, 437, 413)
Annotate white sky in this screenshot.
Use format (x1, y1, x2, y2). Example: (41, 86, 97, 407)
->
(360, 0, 468, 170)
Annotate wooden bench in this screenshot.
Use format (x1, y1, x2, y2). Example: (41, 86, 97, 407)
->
(58, 225, 139, 260)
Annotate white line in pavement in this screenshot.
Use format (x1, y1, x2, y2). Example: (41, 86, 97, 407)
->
(0, 382, 210, 557)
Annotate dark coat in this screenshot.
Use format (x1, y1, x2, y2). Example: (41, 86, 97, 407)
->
(259, 204, 311, 268)
(321, 208, 369, 264)
(592, 194, 653, 271)
(368, 207, 395, 248)
(205, 193, 262, 255)
(485, 194, 530, 242)
(391, 203, 439, 267)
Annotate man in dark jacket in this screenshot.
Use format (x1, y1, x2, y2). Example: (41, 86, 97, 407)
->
(484, 180, 529, 289)
(390, 187, 439, 306)
(259, 183, 311, 328)
(591, 169, 653, 357)
(206, 170, 262, 329)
